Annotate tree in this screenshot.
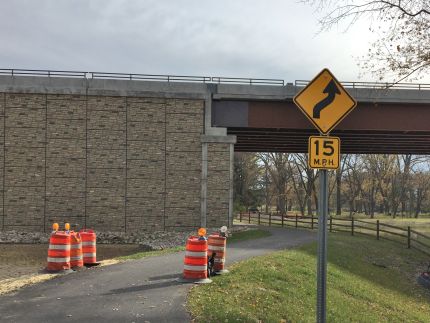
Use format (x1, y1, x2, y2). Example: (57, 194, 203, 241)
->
(303, 0, 430, 81)
(412, 169, 430, 217)
(233, 152, 262, 211)
(343, 155, 365, 217)
(289, 154, 319, 216)
(257, 153, 291, 215)
(335, 154, 349, 215)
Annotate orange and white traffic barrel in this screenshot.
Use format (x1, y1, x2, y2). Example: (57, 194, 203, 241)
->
(80, 229, 99, 266)
(46, 231, 71, 272)
(180, 236, 212, 284)
(208, 233, 229, 274)
(70, 231, 83, 269)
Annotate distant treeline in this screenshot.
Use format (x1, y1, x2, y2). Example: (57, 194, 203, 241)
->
(234, 153, 430, 218)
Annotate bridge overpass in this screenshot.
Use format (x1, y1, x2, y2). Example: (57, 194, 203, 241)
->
(0, 69, 429, 232)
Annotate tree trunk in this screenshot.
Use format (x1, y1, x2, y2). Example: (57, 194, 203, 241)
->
(279, 198, 286, 215)
(307, 197, 313, 216)
(415, 189, 422, 218)
(336, 168, 342, 215)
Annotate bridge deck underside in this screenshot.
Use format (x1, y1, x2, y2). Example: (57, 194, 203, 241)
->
(215, 100, 430, 155)
(229, 128, 430, 155)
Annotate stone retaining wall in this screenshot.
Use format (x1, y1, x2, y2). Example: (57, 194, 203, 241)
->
(0, 92, 230, 232)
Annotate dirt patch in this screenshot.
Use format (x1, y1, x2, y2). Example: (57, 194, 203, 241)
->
(0, 244, 144, 295)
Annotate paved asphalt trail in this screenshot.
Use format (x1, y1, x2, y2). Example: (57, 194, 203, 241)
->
(0, 227, 316, 323)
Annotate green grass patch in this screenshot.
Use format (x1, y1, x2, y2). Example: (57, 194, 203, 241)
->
(116, 246, 185, 260)
(116, 230, 270, 261)
(188, 233, 430, 322)
(228, 229, 271, 243)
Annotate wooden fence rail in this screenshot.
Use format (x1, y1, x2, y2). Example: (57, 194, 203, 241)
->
(237, 212, 430, 257)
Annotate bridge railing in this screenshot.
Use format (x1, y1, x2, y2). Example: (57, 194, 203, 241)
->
(296, 79, 430, 90)
(89, 72, 212, 83)
(1, 68, 430, 90)
(0, 68, 87, 78)
(211, 76, 285, 86)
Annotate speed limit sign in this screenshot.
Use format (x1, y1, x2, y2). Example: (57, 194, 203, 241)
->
(308, 136, 340, 170)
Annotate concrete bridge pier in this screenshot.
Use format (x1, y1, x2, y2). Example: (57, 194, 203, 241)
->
(201, 95, 236, 229)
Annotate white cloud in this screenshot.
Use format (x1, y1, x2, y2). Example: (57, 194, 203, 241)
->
(0, 0, 380, 82)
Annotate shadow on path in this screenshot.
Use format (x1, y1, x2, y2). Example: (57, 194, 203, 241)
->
(105, 279, 183, 295)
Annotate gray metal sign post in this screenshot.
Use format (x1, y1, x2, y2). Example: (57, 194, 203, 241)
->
(293, 68, 357, 323)
(317, 169, 328, 323)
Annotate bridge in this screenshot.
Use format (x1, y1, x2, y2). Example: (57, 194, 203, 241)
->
(0, 69, 429, 233)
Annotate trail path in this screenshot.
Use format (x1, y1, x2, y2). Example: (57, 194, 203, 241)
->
(0, 227, 316, 323)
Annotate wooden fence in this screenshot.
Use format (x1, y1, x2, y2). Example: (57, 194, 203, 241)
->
(237, 211, 430, 257)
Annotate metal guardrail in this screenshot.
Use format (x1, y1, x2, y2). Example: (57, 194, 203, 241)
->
(0, 69, 87, 78)
(0, 68, 281, 85)
(212, 76, 284, 86)
(296, 79, 430, 90)
(89, 72, 212, 83)
(1, 69, 429, 90)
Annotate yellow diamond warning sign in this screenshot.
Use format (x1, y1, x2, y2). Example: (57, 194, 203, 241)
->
(294, 69, 357, 134)
(308, 136, 340, 170)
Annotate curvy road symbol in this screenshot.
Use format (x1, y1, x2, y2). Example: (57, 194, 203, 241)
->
(313, 79, 341, 119)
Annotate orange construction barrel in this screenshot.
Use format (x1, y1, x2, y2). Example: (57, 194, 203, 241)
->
(70, 231, 83, 269)
(180, 236, 212, 284)
(80, 229, 99, 266)
(208, 233, 229, 274)
(46, 231, 71, 272)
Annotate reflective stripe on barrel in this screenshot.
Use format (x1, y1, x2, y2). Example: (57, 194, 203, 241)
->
(70, 231, 83, 268)
(183, 236, 208, 280)
(46, 231, 71, 272)
(79, 229, 97, 265)
(208, 234, 227, 272)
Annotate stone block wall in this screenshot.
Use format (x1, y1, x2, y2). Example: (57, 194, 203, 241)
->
(0, 93, 211, 232)
(206, 143, 231, 227)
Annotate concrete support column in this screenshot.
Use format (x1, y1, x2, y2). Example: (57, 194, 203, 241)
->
(201, 142, 208, 228)
(229, 143, 234, 227)
(201, 135, 236, 228)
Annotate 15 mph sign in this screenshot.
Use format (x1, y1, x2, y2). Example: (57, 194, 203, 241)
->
(308, 136, 340, 170)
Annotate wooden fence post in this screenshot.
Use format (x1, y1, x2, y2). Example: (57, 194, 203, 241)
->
(248, 210, 251, 224)
(329, 216, 333, 232)
(240, 211, 242, 222)
(311, 216, 314, 230)
(258, 212, 261, 225)
(281, 214, 284, 227)
(269, 213, 272, 226)
(295, 215, 298, 228)
(376, 220, 380, 240)
(351, 217, 354, 236)
(407, 226, 411, 249)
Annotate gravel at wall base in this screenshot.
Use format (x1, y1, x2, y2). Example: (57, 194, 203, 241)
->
(0, 226, 249, 250)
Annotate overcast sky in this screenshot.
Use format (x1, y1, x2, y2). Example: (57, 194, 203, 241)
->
(1, 0, 380, 82)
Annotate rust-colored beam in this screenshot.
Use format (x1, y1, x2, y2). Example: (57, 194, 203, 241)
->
(247, 101, 430, 132)
(213, 99, 430, 154)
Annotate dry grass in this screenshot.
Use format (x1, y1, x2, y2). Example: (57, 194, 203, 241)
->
(0, 244, 143, 295)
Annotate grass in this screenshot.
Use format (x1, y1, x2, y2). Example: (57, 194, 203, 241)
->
(116, 229, 271, 261)
(228, 229, 271, 243)
(237, 212, 430, 238)
(116, 246, 185, 260)
(188, 233, 430, 323)
(333, 214, 430, 235)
